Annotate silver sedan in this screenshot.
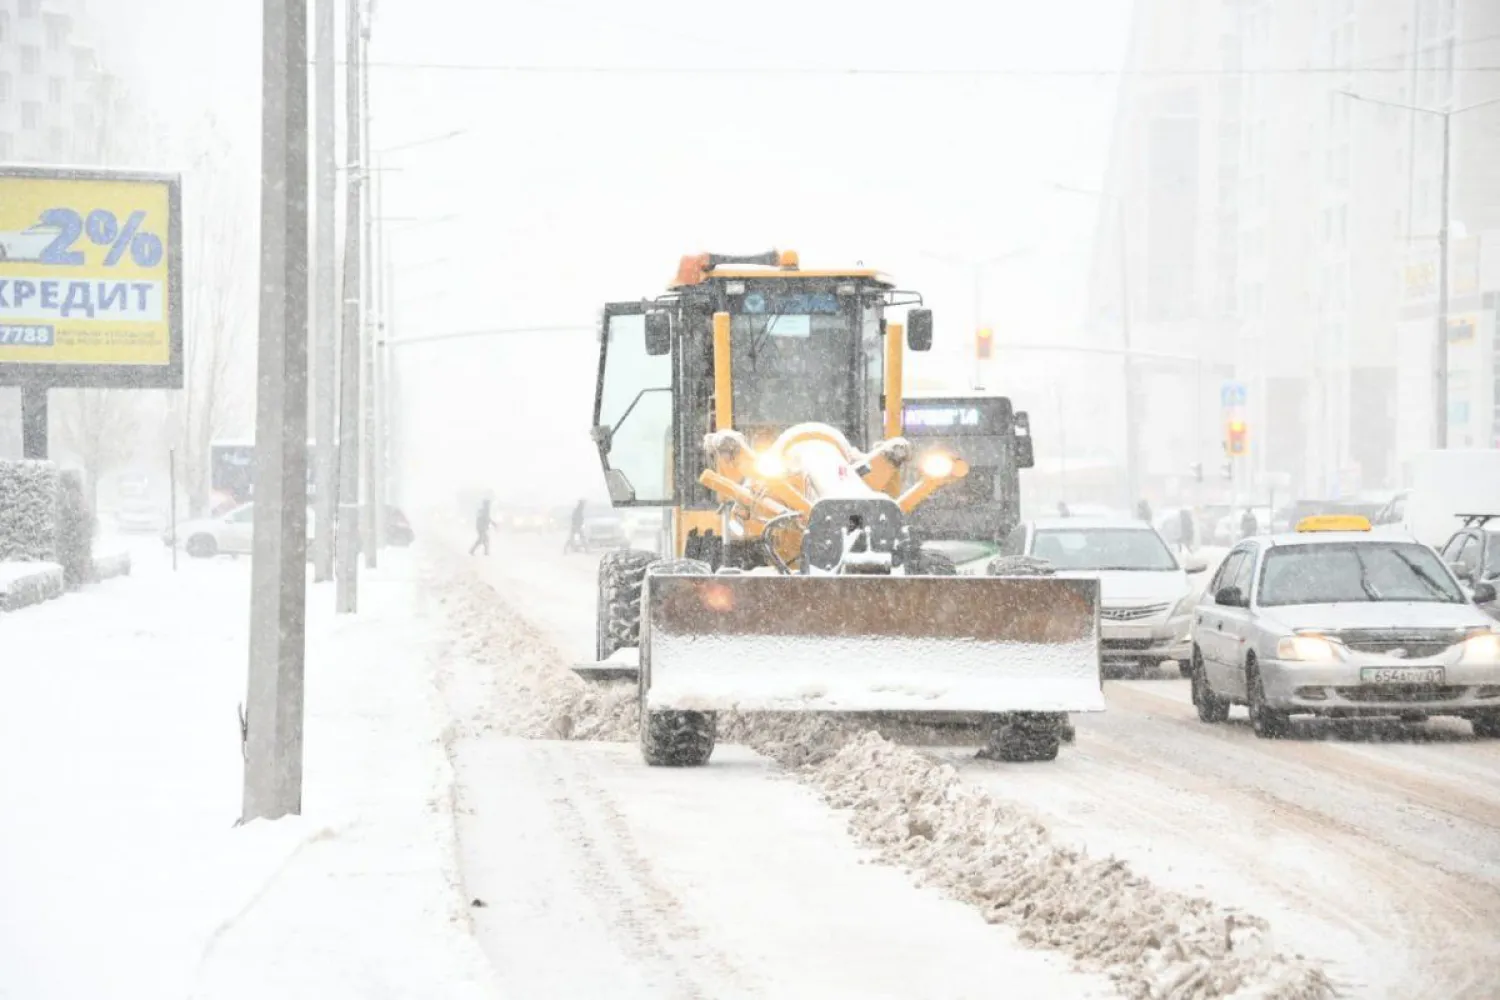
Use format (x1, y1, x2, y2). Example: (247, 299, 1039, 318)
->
(1188, 524, 1500, 738)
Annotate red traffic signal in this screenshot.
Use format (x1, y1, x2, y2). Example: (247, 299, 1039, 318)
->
(975, 327, 993, 360)
(1226, 419, 1248, 456)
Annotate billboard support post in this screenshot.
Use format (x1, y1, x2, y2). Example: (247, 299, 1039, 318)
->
(20, 385, 47, 459)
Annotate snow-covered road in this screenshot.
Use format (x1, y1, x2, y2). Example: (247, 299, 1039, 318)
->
(460, 530, 1500, 1000)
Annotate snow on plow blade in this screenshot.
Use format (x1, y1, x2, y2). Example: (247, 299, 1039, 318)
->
(641, 574, 1105, 714)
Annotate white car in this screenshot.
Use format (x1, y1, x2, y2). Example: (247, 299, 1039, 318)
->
(171, 503, 314, 558)
(1000, 517, 1209, 676)
(0, 223, 62, 263)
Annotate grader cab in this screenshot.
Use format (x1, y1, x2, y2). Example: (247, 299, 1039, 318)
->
(583, 250, 1103, 766)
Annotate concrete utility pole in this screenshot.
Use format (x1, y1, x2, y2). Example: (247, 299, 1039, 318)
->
(312, 0, 337, 582)
(359, 23, 378, 570)
(1117, 197, 1140, 508)
(243, 0, 310, 823)
(372, 155, 388, 552)
(334, 0, 364, 613)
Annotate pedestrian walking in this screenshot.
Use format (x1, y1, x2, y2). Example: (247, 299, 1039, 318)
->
(1136, 499, 1153, 523)
(563, 499, 587, 554)
(470, 498, 498, 556)
(1239, 508, 1258, 540)
(1177, 507, 1196, 553)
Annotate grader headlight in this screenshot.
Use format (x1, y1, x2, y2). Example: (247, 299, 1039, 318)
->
(919, 451, 956, 479)
(754, 451, 788, 479)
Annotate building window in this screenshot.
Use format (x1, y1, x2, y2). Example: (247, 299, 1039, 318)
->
(0, 11, 10, 43)
(74, 48, 95, 78)
(45, 13, 68, 50)
(48, 127, 66, 155)
(48, 76, 65, 103)
(0, 133, 13, 159)
(22, 45, 41, 74)
(19, 0, 40, 17)
(22, 101, 41, 129)
(0, 73, 11, 103)
(74, 103, 94, 132)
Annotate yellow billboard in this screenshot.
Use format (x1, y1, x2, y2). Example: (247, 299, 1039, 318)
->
(0, 166, 182, 388)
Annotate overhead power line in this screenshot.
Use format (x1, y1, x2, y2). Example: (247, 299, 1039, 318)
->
(349, 60, 1500, 78)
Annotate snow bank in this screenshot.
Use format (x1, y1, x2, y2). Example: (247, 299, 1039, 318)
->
(444, 550, 1334, 1000)
(0, 549, 497, 1000)
(0, 560, 64, 611)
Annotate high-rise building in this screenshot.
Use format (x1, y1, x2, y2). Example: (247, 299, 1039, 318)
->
(0, 0, 115, 165)
(1099, 0, 1500, 504)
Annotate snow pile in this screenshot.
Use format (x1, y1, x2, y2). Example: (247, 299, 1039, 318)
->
(0, 459, 59, 561)
(449, 552, 1334, 1000)
(0, 560, 64, 611)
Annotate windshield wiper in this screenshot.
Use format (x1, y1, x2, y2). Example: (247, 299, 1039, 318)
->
(1390, 549, 1452, 600)
(747, 300, 792, 370)
(1352, 547, 1382, 600)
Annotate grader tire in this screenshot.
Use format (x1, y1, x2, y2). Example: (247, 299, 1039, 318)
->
(596, 549, 657, 661)
(639, 557, 716, 766)
(984, 712, 1063, 762)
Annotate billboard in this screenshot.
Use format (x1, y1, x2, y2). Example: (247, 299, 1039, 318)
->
(0, 165, 182, 389)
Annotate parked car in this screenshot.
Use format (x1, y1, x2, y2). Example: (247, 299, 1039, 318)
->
(1189, 514, 1500, 738)
(1438, 514, 1500, 621)
(1000, 517, 1208, 676)
(168, 503, 315, 558)
(113, 500, 167, 534)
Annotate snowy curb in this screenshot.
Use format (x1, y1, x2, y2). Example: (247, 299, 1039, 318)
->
(0, 561, 65, 612)
(444, 550, 1336, 1000)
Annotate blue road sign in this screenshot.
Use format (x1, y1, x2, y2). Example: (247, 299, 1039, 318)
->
(1220, 381, 1247, 408)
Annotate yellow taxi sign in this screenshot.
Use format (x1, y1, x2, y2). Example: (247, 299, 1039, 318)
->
(1295, 514, 1371, 533)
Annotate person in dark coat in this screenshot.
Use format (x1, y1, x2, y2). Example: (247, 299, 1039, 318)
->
(1177, 507, 1196, 552)
(1136, 499, 1153, 523)
(1240, 508, 1258, 540)
(470, 498, 498, 555)
(563, 499, 588, 553)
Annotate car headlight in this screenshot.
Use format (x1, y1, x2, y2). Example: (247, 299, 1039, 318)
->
(1170, 591, 1197, 618)
(1459, 630, 1500, 664)
(1276, 633, 1343, 662)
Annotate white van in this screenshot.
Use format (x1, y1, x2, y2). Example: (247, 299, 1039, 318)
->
(1373, 449, 1500, 548)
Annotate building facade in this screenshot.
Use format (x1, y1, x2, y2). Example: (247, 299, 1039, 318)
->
(1098, 0, 1500, 506)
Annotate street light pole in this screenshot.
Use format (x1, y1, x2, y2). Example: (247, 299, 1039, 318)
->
(312, 0, 337, 583)
(1339, 90, 1500, 448)
(334, 0, 364, 613)
(359, 19, 377, 570)
(1117, 196, 1140, 510)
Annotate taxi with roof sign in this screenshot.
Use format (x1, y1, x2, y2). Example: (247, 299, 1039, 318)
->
(1187, 514, 1500, 739)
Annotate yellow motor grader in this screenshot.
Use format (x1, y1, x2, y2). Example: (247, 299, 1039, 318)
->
(580, 250, 1103, 765)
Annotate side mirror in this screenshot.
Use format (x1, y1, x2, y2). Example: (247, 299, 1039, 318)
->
(644, 312, 672, 356)
(906, 309, 933, 352)
(590, 424, 612, 453)
(1013, 411, 1035, 469)
(1185, 558, 1209, 574)
(1472, 581, 1497, 604)
(1214, 585, 1244, 607)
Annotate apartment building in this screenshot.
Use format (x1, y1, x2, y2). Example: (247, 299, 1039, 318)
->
(1099, 0, 1500, 503)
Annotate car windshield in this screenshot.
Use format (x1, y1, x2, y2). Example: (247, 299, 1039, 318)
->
(1487, 532, 1500, 576)
(1258, 542, 1465, 606)
(1032, 528, 1179, 571)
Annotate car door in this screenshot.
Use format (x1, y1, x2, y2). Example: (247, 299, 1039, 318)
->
(1217, 545, 1260, 701)
(222, 504, 256, 554)
(1196, 549, 1244, 683)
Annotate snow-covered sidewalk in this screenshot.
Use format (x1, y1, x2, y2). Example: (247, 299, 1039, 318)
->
(0, 546, 495, 1000)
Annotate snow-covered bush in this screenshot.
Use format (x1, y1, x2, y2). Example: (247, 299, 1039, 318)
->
(55, 469, 94, 589)
(0, 460, 60, 562)
(0, 563, 65, 611)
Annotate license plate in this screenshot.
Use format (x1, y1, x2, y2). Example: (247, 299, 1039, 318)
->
(1359, 667, 1444, 685)
(1105, 625, 1154, 641)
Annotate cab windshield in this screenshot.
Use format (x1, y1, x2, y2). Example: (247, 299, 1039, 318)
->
(1258, 542, 1465, 606)
(730, 290, 860, 431)
(1032, 528, 1179, 571)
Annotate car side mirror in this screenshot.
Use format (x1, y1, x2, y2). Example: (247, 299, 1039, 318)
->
(1214, 585, 1244, 607)
(1185, 558, 1209, 574)
(1473, 581, 1497, 604)
(906, 309, 933, 352)
(644, 312, 672, 356)
(1013, 411, 1035, 469)
(590, 424, 612, 453)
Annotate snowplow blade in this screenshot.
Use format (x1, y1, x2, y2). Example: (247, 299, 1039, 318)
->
(641, 574, 1104, 714)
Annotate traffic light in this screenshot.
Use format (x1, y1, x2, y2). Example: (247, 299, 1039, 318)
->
(975, 327, 993, 361)
(1226, 418, 1248, 456)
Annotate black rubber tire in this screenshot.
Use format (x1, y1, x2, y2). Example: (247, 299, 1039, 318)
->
(1471, 714, 1500, 739)
(984, 712, 1062, 762)
(1246, 658, 1290, 738)
(1190, 647, 1230, 723)
(596, 549, 656, 661)
(640, 709, 717, 766)
(907, 547, 957, 576)
(186, 534, 217, 559)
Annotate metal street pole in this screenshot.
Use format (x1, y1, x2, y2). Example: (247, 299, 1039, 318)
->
(1338, 91, 1500, 448)
(312, 0, 337, 582)
(243, 0, 310, 823)
(1118, 196, 1140, 509)
(334, 0, 363, 614)
(1435, 111, 1450, 448)
(372, 153, 388, 550)
(359, 23, 377, 569)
